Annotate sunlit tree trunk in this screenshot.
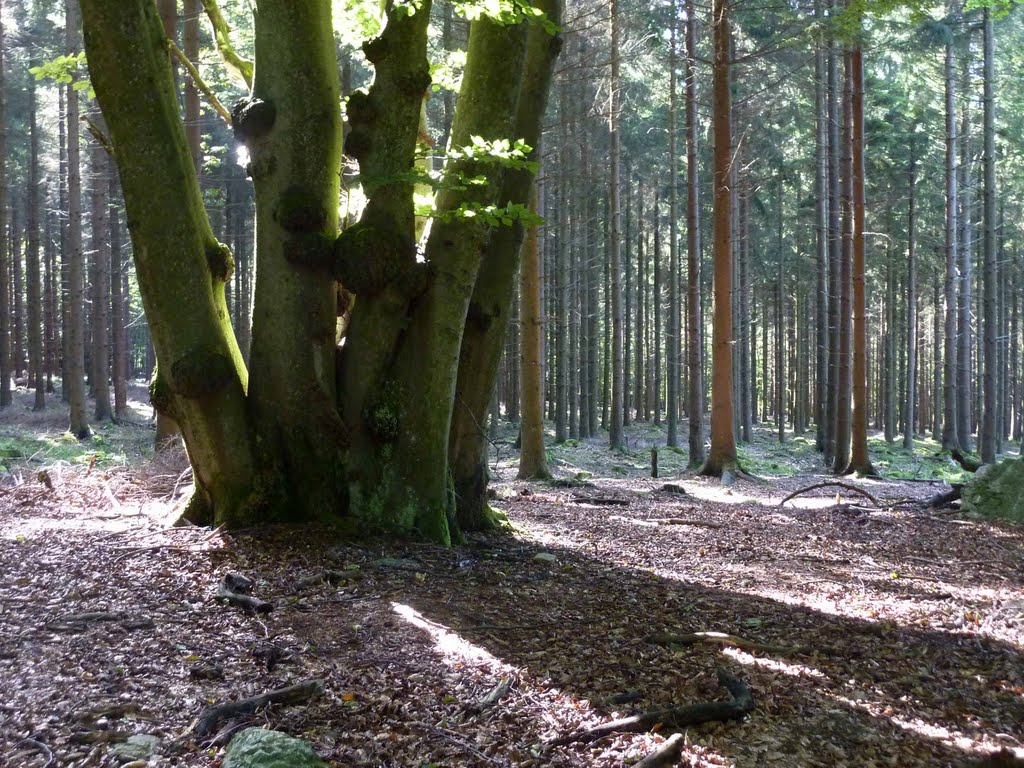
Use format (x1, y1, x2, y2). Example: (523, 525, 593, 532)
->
(699, 0, 737, 478)
(833, 48, 852, 474)
(518, 186, 549, 480)
(111, 182, 128, 419)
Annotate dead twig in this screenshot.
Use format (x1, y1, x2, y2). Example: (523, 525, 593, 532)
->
(634, 732, 684, 768)
(193, 679, 324, 738)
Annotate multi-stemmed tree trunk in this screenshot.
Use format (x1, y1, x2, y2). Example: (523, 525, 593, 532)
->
(700, 0, 737, 478)
(0, 4, 9, 410)
(27, 83, 45, 411)
(66, 0, 91, 439)
(980, 6, 997, 464)
(608, 0, 624, 450)
(83, 0, 560, 541)
(91, 143, 113, 421)
(684, 0, 704, 466)
(848, 44, 874, 475)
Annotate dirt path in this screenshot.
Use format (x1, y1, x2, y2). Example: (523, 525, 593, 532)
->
(0, 452, 1022, 766)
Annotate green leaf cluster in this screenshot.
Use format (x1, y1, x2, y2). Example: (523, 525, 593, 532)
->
(420, 200, 544, 227)
(452, 0, 560, 34)
(30, 52, 93, 96)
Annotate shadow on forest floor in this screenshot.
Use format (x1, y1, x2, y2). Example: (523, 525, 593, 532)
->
(0, 416, 1022, 767)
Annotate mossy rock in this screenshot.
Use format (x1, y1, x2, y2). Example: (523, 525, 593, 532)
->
(223, 728, 327, 768)
(962, 458, 1024, 523)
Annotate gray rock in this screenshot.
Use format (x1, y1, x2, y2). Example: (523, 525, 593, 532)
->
(532, 552, 558, 564)
(112, 734, 161, 762)
(223, 728, 327, 768)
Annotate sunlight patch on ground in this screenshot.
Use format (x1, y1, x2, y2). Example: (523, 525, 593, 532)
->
(826, 689, 1020, 761)
(391, 603, 516, 673)
(721, 646, 826, 679)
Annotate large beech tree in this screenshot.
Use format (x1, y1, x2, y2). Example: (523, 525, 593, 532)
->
(80, 0, 561, 543)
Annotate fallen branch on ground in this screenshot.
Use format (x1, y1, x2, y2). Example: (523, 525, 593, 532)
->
(193, 679, 324, 738)
(634, 732, 684, 768)
(779, 481, 882, 509)
(950, 449, 981, 473)
(648, 631, 814, 657)
(927, 484, 962, 509)
(216, 573, 272, 614)
(465, 676, 516, 716)
(549, 668, 753, 746)
(573, 496, 631, 506)
(609, 515, 724, 529)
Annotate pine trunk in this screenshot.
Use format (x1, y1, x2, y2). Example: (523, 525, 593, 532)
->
(980, 7, 996, 464)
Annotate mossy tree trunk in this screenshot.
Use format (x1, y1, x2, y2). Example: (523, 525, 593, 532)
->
(84, 0, 558, 542)
(449, 2, 562, 531)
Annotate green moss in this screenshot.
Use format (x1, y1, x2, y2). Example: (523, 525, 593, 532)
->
(149, 370, 177, 418)
(171, 349, 235, 400)
(962, 458, 1024, 522)
(275, 186, 328, 233)
(284, 232, 334, 272)
(231, 97, 276, 142)
(332, 223, 412, 297)
(206, 241, 235, 282)
(364, 381, 402, 442)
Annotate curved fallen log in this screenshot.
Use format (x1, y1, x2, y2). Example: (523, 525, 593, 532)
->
(549, 668, 752, 746)
(779, 481, 881, 509)
(193, 679, 324, 738)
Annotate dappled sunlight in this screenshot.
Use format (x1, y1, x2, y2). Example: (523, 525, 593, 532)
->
(391, 602, 515, 674)
(721, 646, 827, 679)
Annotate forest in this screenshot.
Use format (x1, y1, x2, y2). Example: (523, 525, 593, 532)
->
(0, 0, 1022, 766)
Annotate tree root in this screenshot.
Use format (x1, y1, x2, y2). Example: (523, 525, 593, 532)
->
(548, 668, 752, 746)
(779, 481, 882, 509)
(193, 679, 324, 738)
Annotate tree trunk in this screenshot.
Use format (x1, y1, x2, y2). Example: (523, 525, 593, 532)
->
(111, 182, 128, 419)
(666, 0, 679, 449)
(608, 0, 624, 450)
(833, 48, 853, 474)
(942, 2, 960, 451)
(555, 82, 569, 443)
(957, 52, 974, 451)
(0, 0, 8, 408)
(449, 6, 561, 530)
(27, 83, 45, 411)
(518, 185, 549, 480)
(91, 141, 113, 421)
(814, 0, 827, 450)
(904, 137, 918, 450)
(66, 0, 91, 439)
(980, 6, 996, 464)
(700, 0, 737, 477)
(685, 0, 704, 465)
(824, 19, 840, 466)
(848, 45, 873, 475)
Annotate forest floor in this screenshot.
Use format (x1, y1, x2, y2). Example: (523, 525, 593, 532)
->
(1, 386, 1022, 768)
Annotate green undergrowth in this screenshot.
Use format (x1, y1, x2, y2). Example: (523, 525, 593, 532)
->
(0, 423, 153, 472)
(868, 436, 970, 484)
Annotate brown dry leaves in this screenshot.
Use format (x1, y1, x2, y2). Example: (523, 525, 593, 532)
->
(0, 463, 1022, 768)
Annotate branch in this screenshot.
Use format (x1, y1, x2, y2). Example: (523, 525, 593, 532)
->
(634, 732, 684, 768)
(193, 679, 324, 738)
(166, 40, 232, 126)
(82, 116, 115, 157)
(549, 668, 753, 746)
(199, 0, 254, 89)
(648, 631, 815, 657)
(779, 481, 882, 509)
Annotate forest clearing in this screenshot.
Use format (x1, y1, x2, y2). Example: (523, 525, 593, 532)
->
(1, 385, 1022, 767)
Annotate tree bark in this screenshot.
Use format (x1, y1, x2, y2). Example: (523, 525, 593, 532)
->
(980, 6, 996, 464)
(27, 83, 45, 411)
(91, 141, 113, 421)
(518, 185, 550, 480)
(666, 0, 679, 449)
(685, 0, 704, 466)
(699, 0, 737, 477)
(0, 0, 9, 408)
(66, 0, 91, 439)
(848, 45, 873, 475)
(609, 0, 624, 450)
(903, 136, 918, 450)
(942, 2, 960, 451)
